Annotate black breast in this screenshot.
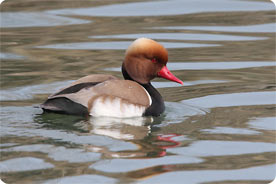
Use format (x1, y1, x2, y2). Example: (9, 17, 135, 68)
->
(142, 83, 165, 116)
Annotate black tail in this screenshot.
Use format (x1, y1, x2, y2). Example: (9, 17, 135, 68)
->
(41, 97, 89, 116)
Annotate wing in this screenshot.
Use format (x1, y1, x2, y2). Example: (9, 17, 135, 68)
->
(41, 74, 118, 115)
(41, 77, 151, 117)
(50, 74, 119, 97)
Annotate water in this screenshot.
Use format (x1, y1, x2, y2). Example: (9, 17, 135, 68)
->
(0, 0, 275, 183)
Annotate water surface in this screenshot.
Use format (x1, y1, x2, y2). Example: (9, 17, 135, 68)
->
(0, 0, 275, 183)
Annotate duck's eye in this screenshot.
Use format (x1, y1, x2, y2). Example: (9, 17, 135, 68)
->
(151, 58, 157, 63)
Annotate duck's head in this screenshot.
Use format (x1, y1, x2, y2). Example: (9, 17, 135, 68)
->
(123, 38, 183, 85)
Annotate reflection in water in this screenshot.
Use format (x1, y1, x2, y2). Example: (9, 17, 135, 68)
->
(0, 157, 54, 172)
(182, 91, 276, 108)
(167, 140, 276, 157)
(37, 41, 219, 50)
(1, 144, 101, 163)
(0, 52, 24, 60)
(248, 117, 276, 131)
(1, 12, 91, 28)
(90, 154, 202, 173)
(43, 175, 117, 184)
(155, 23, 276, 33)
(1, 0, 275, 183)
(91, 33, 267, 41)
(89, 116, 152, 140)
(201, 126, 261, 135)
(140, 164, 276, 184)
(47, 0, 274, 17)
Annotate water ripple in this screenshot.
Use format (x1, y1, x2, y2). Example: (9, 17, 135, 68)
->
(182, 91, 276, 108)
(37, 41, 219, 50)
(1, 12, 91, 28)
(154, 23, 276, 33)
(201, 127, 261, 135)
(248, 117, 276, 131)
(140, 164, 276, 184)
(91, 33, 267, 41)
(43, 175, 116, 184)
(0, 157, 54, 172)
(47, 0, 274, 17)
(167, 140, 276, 157)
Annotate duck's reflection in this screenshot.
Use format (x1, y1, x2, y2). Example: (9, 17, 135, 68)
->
(35, 113, 181, 159)
(88, 116, 153, 140)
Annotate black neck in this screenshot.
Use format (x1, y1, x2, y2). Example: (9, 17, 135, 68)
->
(122, 64, 165, 116)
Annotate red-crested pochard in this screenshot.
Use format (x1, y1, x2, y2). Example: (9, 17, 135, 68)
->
(41, 38, 183, 117)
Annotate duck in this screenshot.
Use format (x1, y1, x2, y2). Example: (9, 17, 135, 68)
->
(41, 38, 183, 117)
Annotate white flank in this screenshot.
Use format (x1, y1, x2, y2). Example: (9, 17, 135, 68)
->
(90, 97, 146, 118)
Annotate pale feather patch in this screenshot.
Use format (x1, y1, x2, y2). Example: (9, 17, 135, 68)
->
(125, 38, 155, 56)
(90, 96, 146, 118)
(142, 86, 152, 106)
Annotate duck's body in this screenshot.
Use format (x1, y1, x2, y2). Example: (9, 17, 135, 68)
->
(41, 38, 182, 117)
